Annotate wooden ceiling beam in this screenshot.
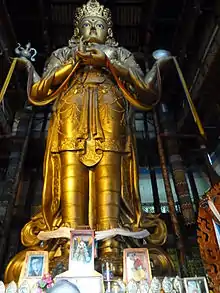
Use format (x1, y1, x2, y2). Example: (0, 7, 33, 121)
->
(0, 1, 17, 57)
(38, 0, 52, 54)
(138, 0, 158, 66)
(171, 0, 204, 60)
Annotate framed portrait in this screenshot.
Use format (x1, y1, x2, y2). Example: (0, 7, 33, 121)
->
(69, 230, 95, 273)
(184, 277, 209, 293)
(21, 251, 48, 280)
(123, 248, 152, 285)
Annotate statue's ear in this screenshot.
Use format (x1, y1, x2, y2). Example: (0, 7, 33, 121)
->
(107, 28, 113, 38)
(105, 28, 118, 47)
(74, 27, 80, 37)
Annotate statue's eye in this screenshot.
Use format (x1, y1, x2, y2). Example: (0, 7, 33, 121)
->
(83, 23, 90, 27)
(97, 23, 104, 29)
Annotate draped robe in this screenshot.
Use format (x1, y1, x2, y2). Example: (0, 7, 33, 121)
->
(25, 43, 153, 236)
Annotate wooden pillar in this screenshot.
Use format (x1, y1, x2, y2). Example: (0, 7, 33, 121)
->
(187, 168, 200, 212)
(159, 103, 195, 224)
(153, 109, 186, 275)
(0, 111, 33, 275)
(144, 113, 161, 214)
(198, 138, 220, 186)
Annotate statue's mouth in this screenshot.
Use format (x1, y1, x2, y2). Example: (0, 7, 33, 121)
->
(87, 35, 100, 43)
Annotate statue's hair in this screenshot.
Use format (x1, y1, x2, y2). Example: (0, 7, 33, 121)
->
(48, 280, 81, 293)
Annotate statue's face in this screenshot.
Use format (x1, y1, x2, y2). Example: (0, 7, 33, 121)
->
(79, 16, 108, 43)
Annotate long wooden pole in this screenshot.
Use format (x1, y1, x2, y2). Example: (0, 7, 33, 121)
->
(153, 109, 186, 272)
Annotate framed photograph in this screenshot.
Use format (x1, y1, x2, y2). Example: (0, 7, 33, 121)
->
(184, 277, 209, 293)
(55, 273, 103, 293)
(69, 230, 95, 273)
(123, 248, 152, 284)
(21, 251, 48, 280)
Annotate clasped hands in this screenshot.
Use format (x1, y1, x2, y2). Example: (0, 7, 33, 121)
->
(75, 37, 106, 67)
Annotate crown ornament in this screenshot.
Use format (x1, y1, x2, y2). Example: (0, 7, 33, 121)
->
(74, 0, 112, 28)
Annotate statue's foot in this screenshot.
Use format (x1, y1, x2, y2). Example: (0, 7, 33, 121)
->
(62, 221, 77, 229)
(96, 220, 119, 231)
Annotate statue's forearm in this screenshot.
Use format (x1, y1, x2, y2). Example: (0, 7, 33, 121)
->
(144, 63, 157, 88)
(26, 62, 40, 83)
(111, 60, 158, 98)
(129, 65, 158, 106)
(52, 62, 74, 85)
(29, 62, 74, 102)
(110, 60, 131, 82)
(111, 59, 157, 88)
(108, 59, 158, 110)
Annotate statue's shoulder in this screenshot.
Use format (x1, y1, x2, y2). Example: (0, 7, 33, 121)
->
(50, 46, 74, 60)
(43, 46, 75, 72)
(116, 46, 143, 74)
(100, 44, 132, 61)
(117, 46, 133, 59)
(101, 44, 118, 60)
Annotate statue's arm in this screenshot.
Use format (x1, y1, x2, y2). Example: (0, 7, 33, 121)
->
(111, 47, 168, 108)
(25, 48, 75, 106)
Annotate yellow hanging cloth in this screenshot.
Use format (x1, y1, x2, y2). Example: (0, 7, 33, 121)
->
(173, 57, 206, 139)
(0, 58, 17, 103)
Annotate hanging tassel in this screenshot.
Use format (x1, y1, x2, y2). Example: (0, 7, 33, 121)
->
(172, 57, 206, 139)
(0, 58, 17, 103)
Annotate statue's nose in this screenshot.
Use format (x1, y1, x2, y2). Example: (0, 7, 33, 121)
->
(91, 23, 96, 31)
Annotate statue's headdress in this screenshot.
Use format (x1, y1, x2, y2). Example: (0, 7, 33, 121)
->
(74, 0, 113, 28)
(69, 0, 118, 47)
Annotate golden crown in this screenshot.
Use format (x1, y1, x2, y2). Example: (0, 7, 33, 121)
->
(74, 0, 112, 28)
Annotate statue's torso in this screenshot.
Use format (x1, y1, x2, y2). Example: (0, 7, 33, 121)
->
(46, 44, 135, 163)
(51, 67, 130, 159)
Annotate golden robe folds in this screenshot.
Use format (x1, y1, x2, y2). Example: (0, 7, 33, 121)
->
(24, 45, 147, 241)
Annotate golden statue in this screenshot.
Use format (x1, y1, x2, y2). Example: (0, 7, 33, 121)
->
(5, 0, 171, 282)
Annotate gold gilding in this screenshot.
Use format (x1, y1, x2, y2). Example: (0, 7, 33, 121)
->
(5, 0, 169, 283)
